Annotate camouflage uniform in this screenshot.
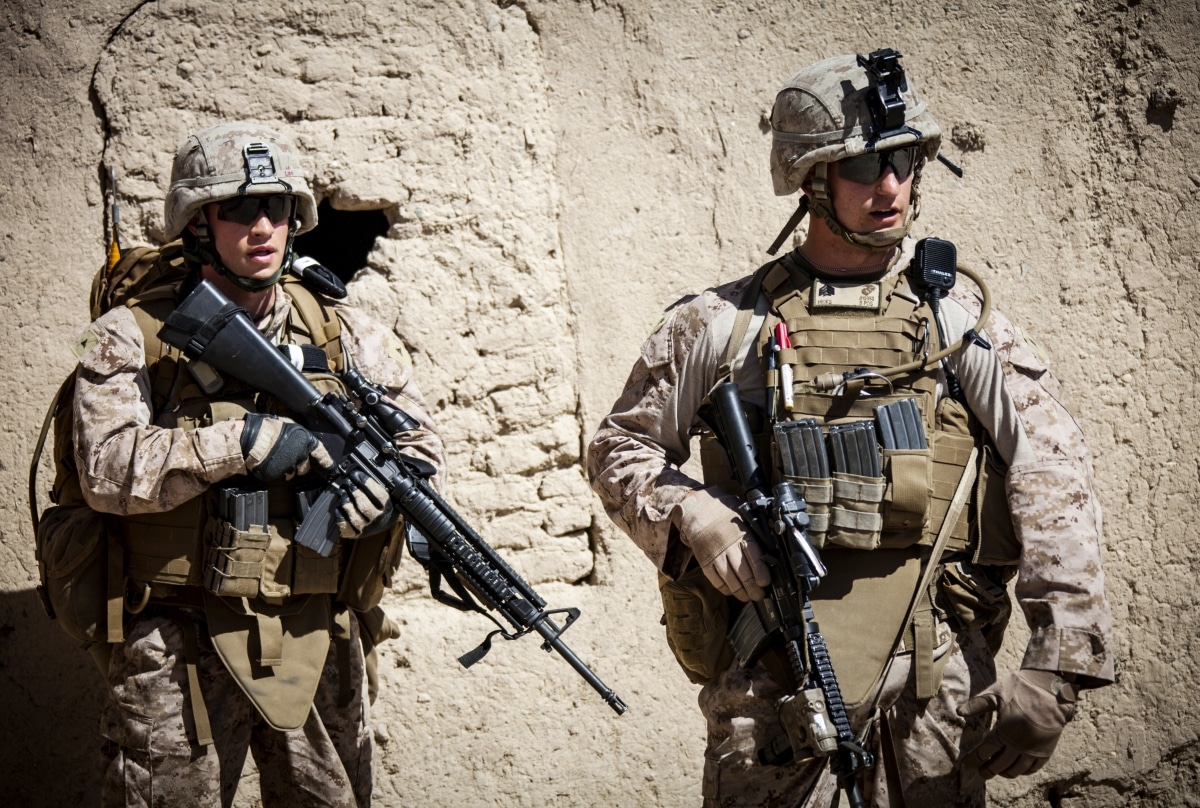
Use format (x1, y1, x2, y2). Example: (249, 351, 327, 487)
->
(75, 287, 445, 808)
(587, 236, 1113, 806)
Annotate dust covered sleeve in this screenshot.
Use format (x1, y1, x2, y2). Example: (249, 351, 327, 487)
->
(335, 305, 447, 493)
(72, 306, 247, 515)
(587, 279, 755, 573)
(945, 290, 1115, 687)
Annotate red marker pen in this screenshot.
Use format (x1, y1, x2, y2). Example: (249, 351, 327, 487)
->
(774, 323, 794, 411)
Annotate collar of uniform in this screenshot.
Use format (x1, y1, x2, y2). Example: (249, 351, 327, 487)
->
(261, 287, 292, 344)
(886, 237, 923, 306)
(783, 235, 918, 285)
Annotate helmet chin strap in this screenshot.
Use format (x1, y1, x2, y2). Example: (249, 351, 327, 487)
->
(182, 211, 297, 293)
(807, 161, 924, 252)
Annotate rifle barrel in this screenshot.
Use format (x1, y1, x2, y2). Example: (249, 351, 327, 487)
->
(533, 613, 628, 715)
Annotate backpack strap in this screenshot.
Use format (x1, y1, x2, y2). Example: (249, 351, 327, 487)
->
(28, 376, 72, 534)
(717, 258, 789, 383)
(127, 285, 187, 412)
(280, 276, 345, 372)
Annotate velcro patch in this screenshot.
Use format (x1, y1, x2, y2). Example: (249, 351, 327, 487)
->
(810, 281, 883, 311)
(71, 329, 100, 359)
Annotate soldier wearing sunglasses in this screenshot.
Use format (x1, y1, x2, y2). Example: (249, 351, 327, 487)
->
(589, 49, 1113, 806)
(69, 122, 445, 806)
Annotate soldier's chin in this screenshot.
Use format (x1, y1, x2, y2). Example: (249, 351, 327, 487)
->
(236, 261, 282, 280)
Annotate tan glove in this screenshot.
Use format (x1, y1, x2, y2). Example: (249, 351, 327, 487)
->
(674, 487, 770, 602)
(337, 473, 395, 538)
(958, 669, 1077, 779)
(241, 413, 333, 481)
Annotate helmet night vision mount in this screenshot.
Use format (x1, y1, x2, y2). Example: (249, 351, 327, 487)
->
(857, 48, 917, 145)
(859, 48, 963, 178)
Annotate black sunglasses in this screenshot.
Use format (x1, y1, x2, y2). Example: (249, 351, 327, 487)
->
(836, 146, 920, 185)
(215, 194, 294, 226)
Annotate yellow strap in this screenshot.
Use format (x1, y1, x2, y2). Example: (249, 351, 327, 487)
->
(829, 508, 884, 533)
(832, 477, 886, 503)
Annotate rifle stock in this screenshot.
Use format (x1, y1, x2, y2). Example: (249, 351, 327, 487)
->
(704, 381, 872, 807)
(159, 280, 627, 715)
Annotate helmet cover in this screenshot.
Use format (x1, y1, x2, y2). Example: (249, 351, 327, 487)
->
(164, 121, 318, 238)
(769, 52, 942, 197)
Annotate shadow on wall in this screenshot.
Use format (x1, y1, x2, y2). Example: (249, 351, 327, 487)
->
(294, 201, 390, 284)
(0, 588, 105, 805)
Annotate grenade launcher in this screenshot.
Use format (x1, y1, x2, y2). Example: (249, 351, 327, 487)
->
(158, 279, 627, 716)
(702, 381, 872, 806)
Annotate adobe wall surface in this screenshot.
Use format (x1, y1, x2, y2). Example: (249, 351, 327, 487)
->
(0, 0, 1196, 805)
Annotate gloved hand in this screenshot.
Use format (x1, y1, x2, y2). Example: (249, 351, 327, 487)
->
(241, 413, 333, 482)
(958, 668, 1078, 779)
(337, 470, 396, 539)
(674, 487, 770, 602)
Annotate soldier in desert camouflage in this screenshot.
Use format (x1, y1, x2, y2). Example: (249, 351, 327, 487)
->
(588, 50, 1113, 806)
(73, 121, 444, 806)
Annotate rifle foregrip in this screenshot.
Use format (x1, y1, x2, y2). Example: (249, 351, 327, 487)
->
(807, 629, 854, 744)
(710, 381, 766, 492)
(390, 476, 516, 613)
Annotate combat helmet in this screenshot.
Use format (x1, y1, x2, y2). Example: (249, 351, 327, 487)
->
(165, 121, 318, 290)
(767, 49, 949, 254)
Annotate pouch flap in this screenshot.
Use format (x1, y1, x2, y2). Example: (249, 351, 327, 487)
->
(203, 591, 330, 731)
(807, 547, 923, 708)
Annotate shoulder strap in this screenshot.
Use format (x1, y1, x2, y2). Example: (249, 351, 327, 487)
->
(28, 375, 74, 533)
(280, 278, 345, 372)
(717, 259, 792, 381)
(127, 286, 185, 412)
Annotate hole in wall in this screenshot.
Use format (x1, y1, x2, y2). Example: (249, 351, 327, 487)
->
(293, 199, 389, 283)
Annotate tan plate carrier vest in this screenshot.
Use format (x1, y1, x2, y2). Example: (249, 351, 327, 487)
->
(699, 253, 1018, 705)
(118, 274, 350, 606)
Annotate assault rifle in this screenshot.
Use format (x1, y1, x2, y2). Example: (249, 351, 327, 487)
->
(702, 381, 872, 806)
(158, 279, 627, 716)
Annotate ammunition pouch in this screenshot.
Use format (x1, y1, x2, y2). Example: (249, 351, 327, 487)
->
(204, 522, 272, 598)
(762, 431, 966, 555)
(35, 503, 123, 645)
(789, 475, 832, 541)
(658, 564, 734, 686)
(826, 472, 887, 550)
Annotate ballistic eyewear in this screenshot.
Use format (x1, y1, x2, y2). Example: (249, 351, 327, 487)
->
(215, 194, 294, 226)
(836, 146, 920, 185)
